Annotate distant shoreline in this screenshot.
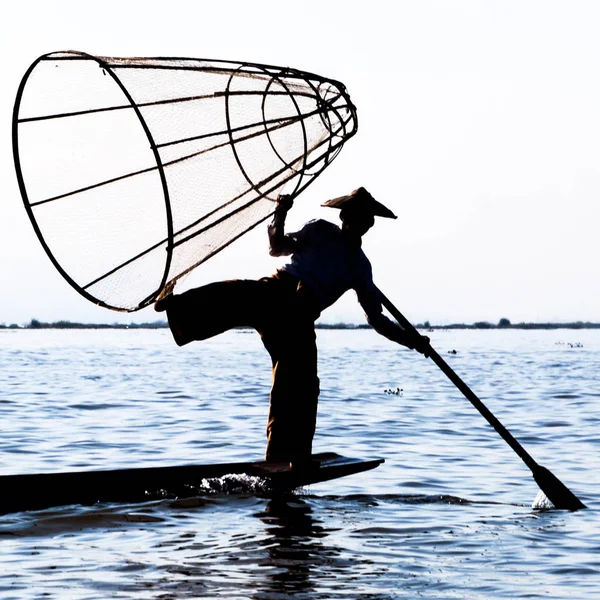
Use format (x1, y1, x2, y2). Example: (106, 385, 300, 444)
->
(2, 319, 600, 331)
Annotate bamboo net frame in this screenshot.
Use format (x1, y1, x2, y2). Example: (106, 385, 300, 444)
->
(13, 51, 358, 311)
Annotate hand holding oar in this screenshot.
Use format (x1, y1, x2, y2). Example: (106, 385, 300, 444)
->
(379, 291, 586, 510)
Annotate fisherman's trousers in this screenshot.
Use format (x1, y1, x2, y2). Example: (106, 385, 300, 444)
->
(162, 272, 321, 462)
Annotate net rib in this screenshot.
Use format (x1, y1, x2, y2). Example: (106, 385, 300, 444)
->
(42, 53, 339, 90)
(156, 102, 345, 149)
(29, 103, 349, 208)
(18, 90, 323, 124)
(108, 61, 332, 86)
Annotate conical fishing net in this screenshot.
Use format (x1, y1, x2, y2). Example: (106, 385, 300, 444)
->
(13, 51, 358, 311)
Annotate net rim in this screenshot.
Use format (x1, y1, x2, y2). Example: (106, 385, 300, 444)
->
(12, 50, 174, 312)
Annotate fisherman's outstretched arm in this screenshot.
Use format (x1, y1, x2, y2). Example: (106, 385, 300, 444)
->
(358, 284, 430, 355)
(268, 194, 298, 256)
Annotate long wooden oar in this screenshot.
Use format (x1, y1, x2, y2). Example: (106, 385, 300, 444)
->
(379, 292, 586, 510)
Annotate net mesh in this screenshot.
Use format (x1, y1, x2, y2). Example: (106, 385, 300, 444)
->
(13, 51, 358, 311)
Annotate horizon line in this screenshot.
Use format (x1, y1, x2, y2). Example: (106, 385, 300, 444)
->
(2, 318, 600, 331)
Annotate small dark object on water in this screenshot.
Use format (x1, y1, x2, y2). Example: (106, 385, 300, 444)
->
(555, 341, 584, 348)
(384, 387, 403, 395)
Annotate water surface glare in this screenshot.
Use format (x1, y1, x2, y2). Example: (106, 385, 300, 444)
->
(0, 328, 598, 598)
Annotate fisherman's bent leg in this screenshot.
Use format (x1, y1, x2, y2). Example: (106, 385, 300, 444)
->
(163, 280, 270, 346)
(263, 320, 320, 462)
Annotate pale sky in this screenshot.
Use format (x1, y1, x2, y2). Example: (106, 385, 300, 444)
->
(1, 0, 599, 326)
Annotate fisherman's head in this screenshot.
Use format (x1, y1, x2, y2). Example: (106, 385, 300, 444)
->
(339, 204, 376, 237)
(322, 187, 396, 238)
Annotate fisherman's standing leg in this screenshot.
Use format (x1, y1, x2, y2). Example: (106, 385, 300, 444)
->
(262, 317, 320, 463)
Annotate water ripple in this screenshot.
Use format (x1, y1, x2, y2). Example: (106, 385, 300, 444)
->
(0, 329, 598, 599)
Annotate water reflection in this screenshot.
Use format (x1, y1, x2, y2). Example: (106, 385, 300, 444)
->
(149, 495, 376, 598)
(251, 497, 333, 598)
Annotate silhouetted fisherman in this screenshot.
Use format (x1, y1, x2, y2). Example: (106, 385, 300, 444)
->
(155, 187, 430, 468)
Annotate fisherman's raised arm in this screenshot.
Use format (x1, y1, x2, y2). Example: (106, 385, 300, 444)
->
(268, 194, 298, 256)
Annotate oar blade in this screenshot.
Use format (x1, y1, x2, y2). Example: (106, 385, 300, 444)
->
(533, 465, 586, 510)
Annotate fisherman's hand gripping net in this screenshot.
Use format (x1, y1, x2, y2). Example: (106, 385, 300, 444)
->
(13, 52, 358, 311)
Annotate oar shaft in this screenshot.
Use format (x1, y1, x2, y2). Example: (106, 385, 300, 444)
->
(380, 293, 539, 471)
(380, 292, 586, 509)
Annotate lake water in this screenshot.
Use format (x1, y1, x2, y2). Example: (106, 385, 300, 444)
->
(0, 327, 598, 599)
